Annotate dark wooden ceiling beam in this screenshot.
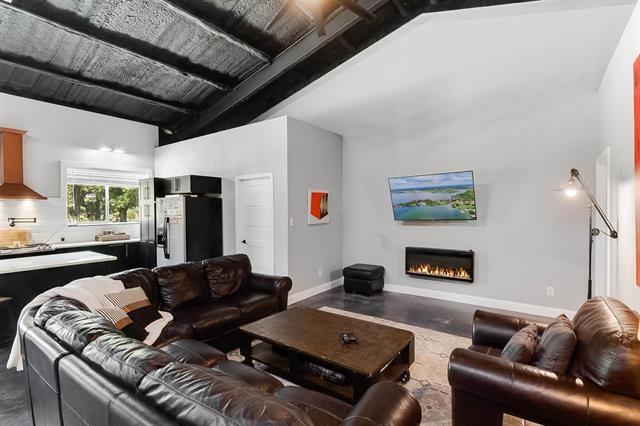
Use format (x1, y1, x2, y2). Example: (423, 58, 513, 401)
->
(0, 2, 231, 91)
(0, 85, 173, 129)
(391, 0, 410, 17)
(172, 0, 391, 141)
(156, 0, 272, 63)
(0, 57, 197, 116)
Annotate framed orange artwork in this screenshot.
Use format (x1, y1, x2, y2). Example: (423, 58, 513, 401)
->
(308, 189, 330, 225)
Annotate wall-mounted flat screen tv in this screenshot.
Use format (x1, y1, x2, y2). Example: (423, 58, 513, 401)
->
(388, 171, 477, 221)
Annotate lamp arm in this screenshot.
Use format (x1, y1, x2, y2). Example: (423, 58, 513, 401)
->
(571, 169, 618, 239)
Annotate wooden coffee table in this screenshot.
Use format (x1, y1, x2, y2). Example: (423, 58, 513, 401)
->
(239, 306, 414, 402)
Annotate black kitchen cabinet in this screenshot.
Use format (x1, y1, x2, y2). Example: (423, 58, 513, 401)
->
(0, 261, 115, 337)
(139, 241, 157, 269)
(0, 242, 141, 338)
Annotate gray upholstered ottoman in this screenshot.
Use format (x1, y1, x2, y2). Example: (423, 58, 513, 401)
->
(343, 264, 385, 296)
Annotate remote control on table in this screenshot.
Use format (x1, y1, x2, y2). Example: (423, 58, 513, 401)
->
(340, 332, 358, 344)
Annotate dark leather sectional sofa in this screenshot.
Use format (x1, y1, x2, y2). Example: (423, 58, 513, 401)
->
(114, 253, 292, 351)
(19, 254, 422, 426)
(448, 297, 640, 425)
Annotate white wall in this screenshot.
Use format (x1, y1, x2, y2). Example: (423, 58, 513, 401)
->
(0, 93, 157, 243)
(287, 118, 343, 294)
(341, 85, 597, 312)
(154, 117, 290, 275)
(597, 1, 640, 310)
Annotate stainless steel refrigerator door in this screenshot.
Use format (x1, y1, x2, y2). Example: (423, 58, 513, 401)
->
(156, 196, 186, 267)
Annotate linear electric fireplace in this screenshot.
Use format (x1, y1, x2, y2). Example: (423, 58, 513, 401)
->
(405, 247, 474, 283)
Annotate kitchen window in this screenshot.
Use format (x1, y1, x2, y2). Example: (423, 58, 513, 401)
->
(66, 167, 147, 225)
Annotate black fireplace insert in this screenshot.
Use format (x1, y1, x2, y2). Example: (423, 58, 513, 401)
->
(405, 247, 474, 283)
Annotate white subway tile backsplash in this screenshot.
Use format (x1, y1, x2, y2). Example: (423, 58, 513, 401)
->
(0, 198, 140, 244)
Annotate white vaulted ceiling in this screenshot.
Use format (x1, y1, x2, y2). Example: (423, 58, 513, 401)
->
(261, 0, 637, 137)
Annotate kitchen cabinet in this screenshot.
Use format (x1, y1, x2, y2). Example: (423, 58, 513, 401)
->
(0, 251, 117, 337)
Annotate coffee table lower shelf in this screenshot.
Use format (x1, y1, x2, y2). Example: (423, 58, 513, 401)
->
(241, 341, 411, 403)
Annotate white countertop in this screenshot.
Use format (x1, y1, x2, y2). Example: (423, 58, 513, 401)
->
(52, 238, 140, 249)
(0, 251, 117, 275)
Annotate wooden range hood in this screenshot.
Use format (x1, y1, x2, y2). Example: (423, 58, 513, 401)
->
(0, 128, 46, 200)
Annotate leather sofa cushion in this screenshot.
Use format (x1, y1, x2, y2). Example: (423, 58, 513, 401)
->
(111, 268, 161, 308)
(34, 297, 89, 328)
(82, 333, 174, 391)
(214, 360, 284, 393)
(45, 310, 122, 354)
(172, 303, 241, 341)
(222, 292, 280, 323)
(570, 297, 640, 398)
(532, 314, 576, 374)
(275, 386, 352, 426)
(159, 339, 227, 368)
(202, 254, 251, 300)
(154, 321, 194, 346)
(500, 324, 538, 364)
(139, 363, 313, 426)
(154, 262, 210, 311)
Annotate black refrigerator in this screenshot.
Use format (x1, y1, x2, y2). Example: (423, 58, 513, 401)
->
(155, 175, 223, 267)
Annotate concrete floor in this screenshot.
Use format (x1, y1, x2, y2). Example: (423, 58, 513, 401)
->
(295, 287, 551, 338)
(0, 337, 30, 426)
(0, 288, 551, 425)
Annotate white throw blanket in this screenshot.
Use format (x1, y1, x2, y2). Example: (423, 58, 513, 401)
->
(7, 276, 172, 370)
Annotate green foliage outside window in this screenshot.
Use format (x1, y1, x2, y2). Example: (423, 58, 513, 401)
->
(67, 184, 139, 224)
(109, 187, 139, 222)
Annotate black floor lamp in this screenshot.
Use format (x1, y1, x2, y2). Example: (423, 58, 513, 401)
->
(563, 168, 618, 299)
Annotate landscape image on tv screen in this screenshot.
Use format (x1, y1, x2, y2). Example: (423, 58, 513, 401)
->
(389, 171, 477, 221)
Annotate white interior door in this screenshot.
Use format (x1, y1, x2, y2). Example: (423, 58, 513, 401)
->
(235, 173, 274, 275)
(594, 147, 612, 297)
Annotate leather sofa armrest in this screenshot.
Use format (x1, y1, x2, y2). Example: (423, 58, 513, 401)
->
(448, 348, 640, 426)
(248, 273, 292, 311)
(341, 381, 422, 426)
(471, 310, 548, 349)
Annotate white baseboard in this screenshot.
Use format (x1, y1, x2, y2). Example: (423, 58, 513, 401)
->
(289, 278, 343, 305)
(287, 279, 575, 318)
(384, 284, 576, 318)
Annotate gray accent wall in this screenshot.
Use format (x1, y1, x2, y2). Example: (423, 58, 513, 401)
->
(287, 117, 343, 293)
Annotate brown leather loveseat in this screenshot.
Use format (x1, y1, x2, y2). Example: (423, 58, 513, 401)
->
(448, 297, 640, 425)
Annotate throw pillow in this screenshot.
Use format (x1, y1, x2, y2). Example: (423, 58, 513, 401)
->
(105, 287, 161, 328)
(96, 307, 149, 341)
(532, 314, 577, 374)
(501, 324, 539, 364)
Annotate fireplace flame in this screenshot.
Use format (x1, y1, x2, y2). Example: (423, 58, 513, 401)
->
(408, 263, 471, 281)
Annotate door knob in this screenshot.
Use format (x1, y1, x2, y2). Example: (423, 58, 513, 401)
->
(241, 240, 247, 244)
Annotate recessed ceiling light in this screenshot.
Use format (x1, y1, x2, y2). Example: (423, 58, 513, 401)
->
(98, 145, 112, 152)
(113, 146, 126, 154)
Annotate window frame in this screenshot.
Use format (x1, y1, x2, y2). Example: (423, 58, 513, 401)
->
(62, 162, 151, 227)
